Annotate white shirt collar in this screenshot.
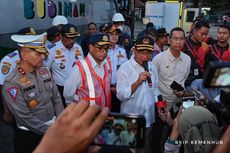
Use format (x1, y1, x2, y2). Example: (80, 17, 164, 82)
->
(87, 53, 106, 69)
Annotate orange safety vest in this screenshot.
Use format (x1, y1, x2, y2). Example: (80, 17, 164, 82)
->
(75, 56, 112, 108)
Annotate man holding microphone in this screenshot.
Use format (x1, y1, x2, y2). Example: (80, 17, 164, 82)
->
(116, 36, 160, 153)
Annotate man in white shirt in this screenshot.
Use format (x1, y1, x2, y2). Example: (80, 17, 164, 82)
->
(44, 24, 83, 107)
(64, 33, 112, 108)
(153, 27, 191, 111)
(116, 36, 160, 153)
(106, 25, 128, 112)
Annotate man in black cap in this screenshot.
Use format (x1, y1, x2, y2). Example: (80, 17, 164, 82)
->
(116, 36, 160, 153)
(64, 33, 112, 109)
(137, 22, 157, 39)
(44, 24, 83, 107)
(152, 28, 169, 58)
(46, 26, 61, 49)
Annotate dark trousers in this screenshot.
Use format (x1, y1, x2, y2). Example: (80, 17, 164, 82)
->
(111, 92, 121, 113)
(14, 126, 42, 153)
(57, 84, 67, 108)
(151, 118, 170, 153)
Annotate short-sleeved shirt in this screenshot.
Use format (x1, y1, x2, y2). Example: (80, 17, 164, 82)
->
(153, 49, 191, 109)
(107, 45, 127, 85)
(0, 50, 20, 85)
(44, 40, 83, 86)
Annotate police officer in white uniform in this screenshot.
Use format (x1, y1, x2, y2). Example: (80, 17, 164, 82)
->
(44, 24, 83, 107)
(106, 25, 128, 112)
(2, 33, 64, 153)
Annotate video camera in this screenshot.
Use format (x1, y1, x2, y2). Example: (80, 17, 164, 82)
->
(203, 61, 230, 125)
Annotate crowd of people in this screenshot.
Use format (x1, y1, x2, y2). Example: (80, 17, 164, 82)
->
(0, 12, 230, 153)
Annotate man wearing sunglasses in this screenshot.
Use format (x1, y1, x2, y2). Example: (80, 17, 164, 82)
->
(64, 33, 112, 109)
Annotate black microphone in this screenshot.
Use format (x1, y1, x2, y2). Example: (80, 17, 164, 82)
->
(143, 61, 152, 87)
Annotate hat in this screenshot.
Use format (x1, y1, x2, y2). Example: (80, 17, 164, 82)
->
(112, 13, 125, 22)
(90, 33, 111, 46)
(61, 24, 80, 38)
(52, 15, 68, 26)
(99, 23, 110, 33)
(47, 26, 60, 39)
(106, 24, 121, 34)
(11, 33, 48, 53)
(17, 27, 37, 35)
(135, 36, 154, 51)
(156, 28, 169, 37)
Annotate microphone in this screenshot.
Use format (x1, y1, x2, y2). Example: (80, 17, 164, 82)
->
(143, 61, 152, 87)
(156, 95, 167, 113)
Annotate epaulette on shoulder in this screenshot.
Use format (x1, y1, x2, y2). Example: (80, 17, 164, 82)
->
(47, 44, 56, 49)
(7, 51, 18, 58)
(201, 42, 209, 52)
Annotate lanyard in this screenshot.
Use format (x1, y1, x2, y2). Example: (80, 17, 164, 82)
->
(185, 39, 198, 59)
(210, 44, 222, 61)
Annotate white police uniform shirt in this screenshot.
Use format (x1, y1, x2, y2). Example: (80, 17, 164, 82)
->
(0, 50, 20, 85)
(107, 45, 127, 85)
(116, 57, 160, 127)
(44, 40, 83, 86)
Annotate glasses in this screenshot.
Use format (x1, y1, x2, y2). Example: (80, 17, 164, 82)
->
(171, 37, 184, 42)
(94, 44, 110, 53)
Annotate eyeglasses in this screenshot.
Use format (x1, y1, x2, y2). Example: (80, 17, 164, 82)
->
(94, 44, 110, 53)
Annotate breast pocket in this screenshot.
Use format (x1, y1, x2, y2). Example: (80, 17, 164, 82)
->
(23, 88, 42, 110)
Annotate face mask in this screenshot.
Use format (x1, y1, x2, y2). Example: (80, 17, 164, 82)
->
(117, 25, 124, 31)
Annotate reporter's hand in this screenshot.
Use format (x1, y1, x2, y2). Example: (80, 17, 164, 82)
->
(33, 101, 109, 153)
(170, 107, 182, 140)
(174, 90, 184, 98)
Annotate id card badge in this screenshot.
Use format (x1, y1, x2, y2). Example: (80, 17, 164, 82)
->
(194, 69, 199, 76)
(116, 65, 120, 70)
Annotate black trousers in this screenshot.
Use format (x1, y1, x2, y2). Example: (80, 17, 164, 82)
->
(111, 92, 121, 113)
(14, 126, 43, 153)
(57, 84, 67, 108)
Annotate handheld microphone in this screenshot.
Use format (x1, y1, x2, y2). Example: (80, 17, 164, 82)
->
(143, 61, 152, 87)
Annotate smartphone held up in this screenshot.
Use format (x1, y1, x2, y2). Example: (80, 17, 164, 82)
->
(93, 113, 146, 148)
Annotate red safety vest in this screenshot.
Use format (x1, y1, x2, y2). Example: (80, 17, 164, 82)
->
(75, 56, 112, 108)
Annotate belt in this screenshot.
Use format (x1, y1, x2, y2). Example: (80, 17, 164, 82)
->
(17, 116, 56, 131)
